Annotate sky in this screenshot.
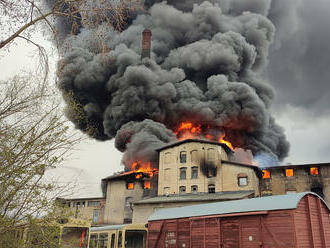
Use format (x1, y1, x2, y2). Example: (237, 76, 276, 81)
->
(1, 0, 330, 198)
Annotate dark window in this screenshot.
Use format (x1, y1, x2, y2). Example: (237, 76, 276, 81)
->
(191, 185, 198, 193)
(90, 234, 98, 248)
(93, 209, 100, 223)
(191, 166, 198, 179)
(208, 184, 215, 193)
(179, 186, 186, 194)
(180, 167, 187, 180)
(99, 233, 108, 248)
(118, 231, 122, 247)
(88, 201, 100, 207)
(110, 233, 115, 248)
(180, 151, 187, 163)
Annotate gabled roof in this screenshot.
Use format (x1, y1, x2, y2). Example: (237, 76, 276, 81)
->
(156, 139, 232, 154)
(148, 192, 329, 221)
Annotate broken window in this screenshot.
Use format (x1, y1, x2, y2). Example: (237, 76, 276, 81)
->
(127, 182, 135, 190)
(262, 169, 271, 179)
(191, 166, 198, 179)
(180, 151, 187, 163)
(191, 185, 198, 193)
(179, 186, 186, 194)
(180, 167, 187, 180)
(164, 187, 170, 195)
(310, 167, 319, 176)
(285, 169, 294, 177)
(208, 184, 215, 193)
(144, 181, 151, 189)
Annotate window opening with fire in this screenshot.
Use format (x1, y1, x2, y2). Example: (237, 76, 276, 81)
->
(262, 170, 271, 179)
(285, 169, 294, 177)
(127, 182, 135, 190)
(310, 167, 319, 176)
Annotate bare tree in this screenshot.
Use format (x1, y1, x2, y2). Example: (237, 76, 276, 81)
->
(0, 74, 81, 247)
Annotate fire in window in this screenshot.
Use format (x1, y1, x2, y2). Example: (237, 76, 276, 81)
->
(180, 151, 187, 163)
(310, 167, 319, 176)
(285, 169, 294, 177)
(144, 181, 151, 189)
(262, 170, 271, 179)
(127, 183, 135, 190)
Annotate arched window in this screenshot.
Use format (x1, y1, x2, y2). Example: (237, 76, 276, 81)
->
(208, 184, 215, 193)
(191, 185, 198, 193)
(180, 167, 187, 180)
(180, 151, 187, 163)
(191, 166, 198, 179)
(179, 186, 186, 194)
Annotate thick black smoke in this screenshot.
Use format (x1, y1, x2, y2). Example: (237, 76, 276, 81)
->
(46, 0, 290, 168)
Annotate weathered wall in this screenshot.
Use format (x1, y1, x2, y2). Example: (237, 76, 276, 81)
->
(104, 179, 145, 224)
(261, 165, 330, 205)
(158, 141, 258, 196)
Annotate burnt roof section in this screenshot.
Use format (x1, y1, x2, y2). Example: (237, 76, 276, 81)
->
(156, 139, 233, 154)
(102, 171, 151, 182)
(262, 162, 330, 170)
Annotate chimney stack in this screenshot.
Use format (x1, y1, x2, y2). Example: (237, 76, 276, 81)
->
(141, 29, 152, 59)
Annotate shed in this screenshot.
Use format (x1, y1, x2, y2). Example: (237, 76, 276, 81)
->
(147, 192, 330, 248)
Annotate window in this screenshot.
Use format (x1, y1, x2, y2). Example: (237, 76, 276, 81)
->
(191, 166, 198, 179)
(125, 197, 133, 207)
(110, 233, 115, 248)
(90, 234, 98, 248)
(285, 169, 294, 177)
(180, 167, 187, 180)
(238, 177, 248, 186)
(237, 173, 248, 186)
(262, 169, 271, 179)
(191, 185, 198, 193)
(191, 150, 198, 163)
(164, 187, 170, 195)
(127, 182, 134, 190)
(93, 209, 100, 223)
(99, 233, 108, 248)
(88, 201, 101, 207)
(179, 186, 186, 194)
(180, 151, 187, 163)
(165, 152, 172, 164)
(117, 231, 122, 248)
(144, 181, 151, 189)
(208, 184, 215, 193)
(310, 167, 319, 176)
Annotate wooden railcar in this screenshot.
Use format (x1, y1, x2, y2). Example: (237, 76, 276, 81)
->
(147, 192, 330, 248)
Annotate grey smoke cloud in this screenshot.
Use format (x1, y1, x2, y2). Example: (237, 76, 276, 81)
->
(46, 0, 291, 169)
(267, 0, 330, 116)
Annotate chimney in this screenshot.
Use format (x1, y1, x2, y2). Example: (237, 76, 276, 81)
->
(141, 29, 152, 59)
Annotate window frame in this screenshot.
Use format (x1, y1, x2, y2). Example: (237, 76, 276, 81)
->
(179, 167, 187, 180)
(180, 151, 187, 163)
(191, 166, 198, 179)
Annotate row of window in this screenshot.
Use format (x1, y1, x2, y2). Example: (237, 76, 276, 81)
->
(179, 166, 198, 179)
(66, 200, 101, 208)
(262, 167, 319, 179)
(126, 181, 151, 190)
(164, 149, 218, 164)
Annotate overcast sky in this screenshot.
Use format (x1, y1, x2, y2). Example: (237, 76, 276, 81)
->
(1, 0, 330, 198)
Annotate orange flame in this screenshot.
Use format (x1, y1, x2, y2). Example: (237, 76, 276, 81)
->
(127, 183, 134, 190)
(219, 134, 234, 150)
(174, 121, 234, 150)
(122, 161, 158, 179)
(310, 167, 319, 175)
(144, 181, 151, 189)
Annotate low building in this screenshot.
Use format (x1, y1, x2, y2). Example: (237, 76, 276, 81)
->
(57, 197, 105, 225)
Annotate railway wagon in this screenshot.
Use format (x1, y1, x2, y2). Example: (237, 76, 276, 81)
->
(147, 192, 330, 248)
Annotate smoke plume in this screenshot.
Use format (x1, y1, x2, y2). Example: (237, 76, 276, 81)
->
(46, 0, 290, 169)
